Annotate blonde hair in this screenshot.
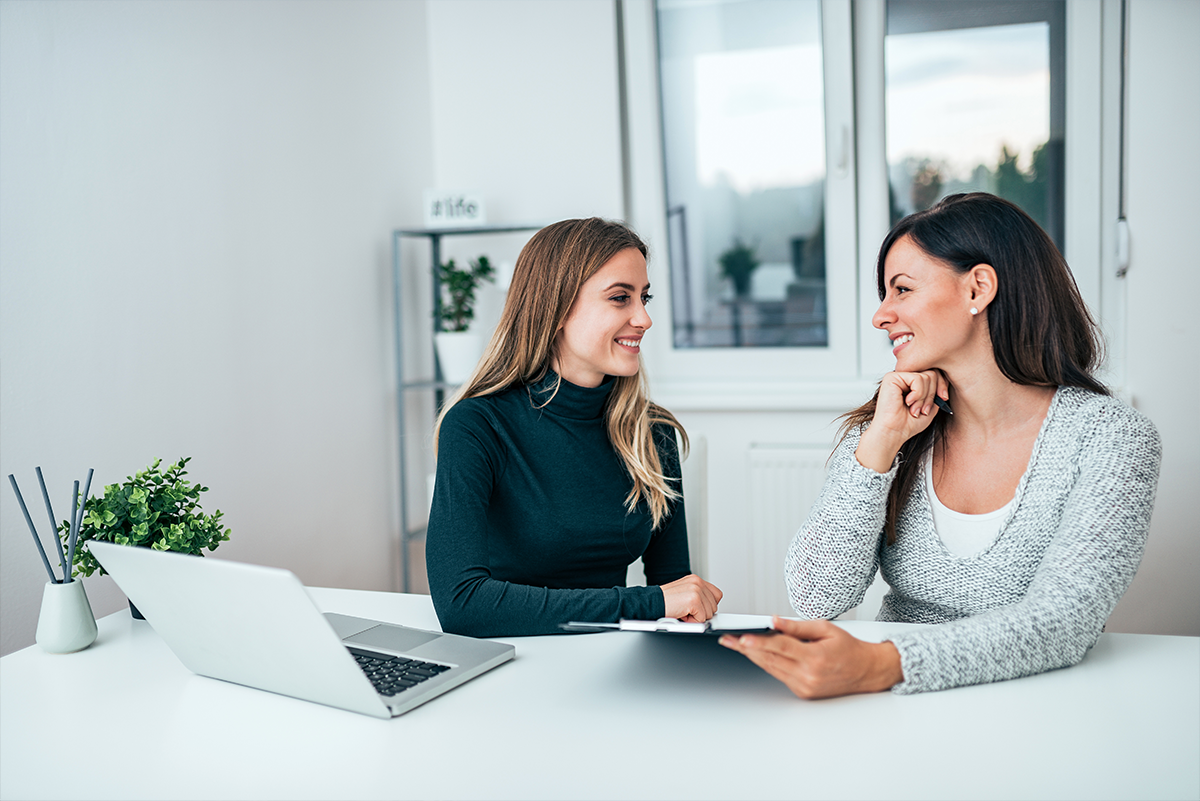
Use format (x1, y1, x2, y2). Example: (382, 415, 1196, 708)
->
(433, 217, 687, 529)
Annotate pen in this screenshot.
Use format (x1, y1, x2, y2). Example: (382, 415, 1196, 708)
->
(933, 396, 953, 415)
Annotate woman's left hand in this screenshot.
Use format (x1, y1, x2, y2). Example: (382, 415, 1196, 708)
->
(660, 574, 723, 622)
(719, 617, 904, 699)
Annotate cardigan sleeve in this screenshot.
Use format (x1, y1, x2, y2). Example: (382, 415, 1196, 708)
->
(784, 426, 895, 620)
(887, 400, 1162, 694)
(426, 402, 667, 637)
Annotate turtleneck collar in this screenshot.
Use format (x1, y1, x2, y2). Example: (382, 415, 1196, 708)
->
(528, 369, 614, 421)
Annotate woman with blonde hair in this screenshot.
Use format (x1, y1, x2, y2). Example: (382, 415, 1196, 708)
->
(426, 217, 721, 637)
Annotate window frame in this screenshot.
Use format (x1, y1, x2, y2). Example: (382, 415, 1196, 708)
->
(620, 0, 1116, 408)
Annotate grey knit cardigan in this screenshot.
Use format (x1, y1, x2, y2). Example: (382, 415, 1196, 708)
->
(785, 387, 1162, 695)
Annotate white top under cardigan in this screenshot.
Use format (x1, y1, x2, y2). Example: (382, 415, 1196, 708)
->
(784, 387, 1161, 695)
(923, 453, 1012, 558)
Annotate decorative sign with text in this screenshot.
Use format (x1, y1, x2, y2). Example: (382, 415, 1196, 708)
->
(423, 190, 486, 228)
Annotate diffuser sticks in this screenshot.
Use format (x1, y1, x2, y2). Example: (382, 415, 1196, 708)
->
(8, 468, 94, 584)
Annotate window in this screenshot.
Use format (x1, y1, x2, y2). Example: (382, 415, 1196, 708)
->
(658, 0, 829, 349)
(621, 0, 1108, 396)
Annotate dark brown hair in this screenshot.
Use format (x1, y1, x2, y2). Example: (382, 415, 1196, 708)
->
(842, 193, 1107, 544)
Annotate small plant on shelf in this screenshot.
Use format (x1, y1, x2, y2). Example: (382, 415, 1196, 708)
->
(436, 255, 496, 332)
(59, 457, 231, 579)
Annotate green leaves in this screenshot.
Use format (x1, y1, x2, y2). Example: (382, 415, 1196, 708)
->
(436, 255, 496, 332)
(57, 457, 232, 578)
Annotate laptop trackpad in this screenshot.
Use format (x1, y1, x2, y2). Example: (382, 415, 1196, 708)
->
(345, 624, 441, 654)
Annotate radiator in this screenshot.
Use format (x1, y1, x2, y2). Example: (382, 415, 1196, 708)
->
(747, 445, 830, 616)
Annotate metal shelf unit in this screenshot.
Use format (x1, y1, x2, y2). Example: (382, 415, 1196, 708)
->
(390, 224, 543, 592)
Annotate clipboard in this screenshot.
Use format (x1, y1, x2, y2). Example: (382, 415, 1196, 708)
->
(560, 613, 775, 636)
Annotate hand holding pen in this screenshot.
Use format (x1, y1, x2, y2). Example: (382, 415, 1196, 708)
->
(855, 370, 951, 473)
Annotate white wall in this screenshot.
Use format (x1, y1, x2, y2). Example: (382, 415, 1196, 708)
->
(1102, 0, 1200, 636)
(0, 0, 433, 655)
(425, 0, 624, 223)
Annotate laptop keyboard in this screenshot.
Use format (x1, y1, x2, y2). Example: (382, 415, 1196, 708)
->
(347, 646, 451, 697)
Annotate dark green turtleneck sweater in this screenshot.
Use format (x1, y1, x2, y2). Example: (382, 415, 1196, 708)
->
(426, 372, 690, 637)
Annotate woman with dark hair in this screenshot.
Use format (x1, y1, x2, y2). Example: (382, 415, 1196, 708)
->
(720, 193, 1160, 697)
(426, 217, 721, 637)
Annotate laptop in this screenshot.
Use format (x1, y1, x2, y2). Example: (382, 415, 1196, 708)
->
(89, 541, 514, 719)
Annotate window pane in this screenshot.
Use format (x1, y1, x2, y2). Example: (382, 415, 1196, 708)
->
(657, 0, 827, 348)
(885, 0, 1066, 246)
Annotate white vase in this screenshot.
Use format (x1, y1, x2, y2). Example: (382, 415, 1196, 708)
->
(434, 331, 483, 385)
(35, 580, 98, 654)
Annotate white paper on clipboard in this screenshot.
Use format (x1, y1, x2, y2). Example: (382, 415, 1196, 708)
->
(560, 613, 775, 635)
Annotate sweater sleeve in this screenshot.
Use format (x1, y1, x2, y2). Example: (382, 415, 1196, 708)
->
(640, 425, 692, 586)
(887, 402, 1162, 694)
(784, 426, 894, 619)
(426, 402, 666, 637)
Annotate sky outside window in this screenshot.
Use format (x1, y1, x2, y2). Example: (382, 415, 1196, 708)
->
(694, 44, 825, 192)
(886, 21, 1051, 209)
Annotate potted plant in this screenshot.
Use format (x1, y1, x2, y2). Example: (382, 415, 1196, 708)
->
(719, 239, 760, 299)
(435, 255, 496, 384)
(59, 457, 231, 618)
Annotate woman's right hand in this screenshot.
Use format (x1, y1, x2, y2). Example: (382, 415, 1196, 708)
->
(855, 370, 949, 473)
(719, 617, 904, 698)
(660, 574, 723, 622)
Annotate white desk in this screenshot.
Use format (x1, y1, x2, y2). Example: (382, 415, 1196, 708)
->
(2, 589, 1197, 801)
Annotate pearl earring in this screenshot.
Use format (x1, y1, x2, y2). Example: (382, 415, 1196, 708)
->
(970, 307, 979, 316)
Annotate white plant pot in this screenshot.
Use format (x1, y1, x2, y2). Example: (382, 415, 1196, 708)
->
(35, 579, 97, 654)
(435, 331, 483, 385)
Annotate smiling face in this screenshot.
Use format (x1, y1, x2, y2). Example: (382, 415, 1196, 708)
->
(552, 247, 652, 388)
(873, 235, 980, 373)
